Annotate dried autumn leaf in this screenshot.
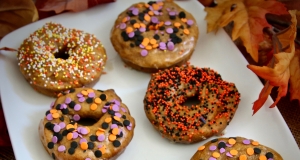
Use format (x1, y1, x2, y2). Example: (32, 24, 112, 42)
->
(204, 0, 288, 62)
(247, 10, 297, 115)
(0, 0, 38, 39)
(289, 48, 300, 103)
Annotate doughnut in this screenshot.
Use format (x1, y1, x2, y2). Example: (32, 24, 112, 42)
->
(191, 137, 283, 160)
(143, 65, 241, 143)
(17, 22, 107, 97)
(110, 0, 199, 72)
(38, 88, 135, 160)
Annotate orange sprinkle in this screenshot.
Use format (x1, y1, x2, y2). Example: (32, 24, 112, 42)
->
(183, 29, 190, 35)
(212, 152, 220, 158)
(81, 90, 88, 96)
(90, 103, 98, 111)
(144, 3, 150, 8)
(152, 3, 159, 10)
(142, 38, 150, 46)
(158, 21, 164, 27)
(80, 142, 88, 150)
(113, 116, 121, 122)
(140, 23, 146, 28)
(109, 134, 116, 141)
(259, 155, 267, 160)
(152, 43, 159, 48)
(246, 148, 254, 155)
(198, 146, 205, 151)
(94, 98, 102, 104)
(112, 128, 119, 135)
(174, 22, 181, 28)
(239, 154, 247, 160)
(126, 27, 133, 33)
(86, 89, 94, 93)
(96, 130, 104, 136)
(144, 14, 151, 22)
(50, 109, 57, 114)
(230, 149, 238, 156)
(146, 45, 152, 50)
(122, 17, 128, 23)
(228, 138, 236, 145)
(52, 113, 59, 119)
(251, 141, 259, 146)
(99, 145, 106, 154)
(157, 1, 163, 6)
(133, 23, 140, 29)
(105, 117, 112, 123)
(181, 18, 187, 22)
(67, 133, 73, 140)
(150, 38, 157, 45)
(148, 11, 154, 16)
(66, 124, 74, 130)
(85, 127, 90, 133)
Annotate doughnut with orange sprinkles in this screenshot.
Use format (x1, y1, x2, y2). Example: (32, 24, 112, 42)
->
(17, 22, 107, 97)
(39, 88, 135, 160)
(191, 137, 283, 160)
(143, 65, 241, 143)
(110, 0, 199, 72)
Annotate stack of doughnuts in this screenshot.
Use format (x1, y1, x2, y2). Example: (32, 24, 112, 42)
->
(110, 0, 199, 72)
(17, 22, 107, 97)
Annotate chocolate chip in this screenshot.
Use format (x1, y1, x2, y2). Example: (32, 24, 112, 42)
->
(153, 34, 160, 40)
(211, 138, 218, 143)
(254, 148, 261, 154)
(59, 116, 64, 121)
(86, 98, 93, 104)
(218, 142, 226, 149)
(121, 115, 127, 119)
(68, 148, 75, 155)
(69, 101, 75, 108)
(88, 142, 94, 149)
(178, 11, 186, 18)
(113, 140, 121, 147)
(61, 108, 69, 115)
(90, 135, 97, 142)
(69, 88, 75, 93)
(130, 19, 137, 25)
(47, 142, 54, 149)
(62, 130, 69, 136)
(123, 120, 130, 126)
(102, 122, 109, 129)
(45, 110, 50, 116)
(55, 104, 61, 110)
(94, 150, 102, 157)
(266, 152, 274, 159)
(70, 141, 78, 149)
(100, 94, 106, 101)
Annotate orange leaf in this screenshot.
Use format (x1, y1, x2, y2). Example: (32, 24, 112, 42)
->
(289, 47, 300, 103)
(205, 0, 288, 62)
(247, 10, 297, 114)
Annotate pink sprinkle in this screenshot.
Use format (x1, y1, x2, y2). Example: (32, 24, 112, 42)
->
(53, 125, 61, 133)
(127, 126, 132, 130)
(50, 101, 55, 108)
(139, 27, 146, 32)
(115, 112, 122, 117)
(220, 148, 225, 153)
(88, 92, 95, 98)
(73, 114, 80, 121)
(111, 124, 118, 129)
(141, 49, 148, 56)
(102, 108, 107, 113)
(77, 93, 83, 97)
(80, 138, 87, 144)
(58, 145, 66, 152)
(112, 104, 120, 111)
(74, 104, 81, 111)
(209, 145, 217, 151)
(164, 21, 171, 26)
(243, 139, 251, 145)
(65, 97, 71, 104)
(52, 136, 58, 143)
(98, 134, 105, 142)
(46, 114, 53, 121)
(80, 128, 88, 135)
(167, 42, 175, 51)
(72, 132, 78, 139)
(166, 28, 173, 34)
(209, 157, 216, 160)
(61, 103, 67, 109)
(59, 122, 66, 129)
(226, 152, 233, 157)
(79, 97, 85, 102)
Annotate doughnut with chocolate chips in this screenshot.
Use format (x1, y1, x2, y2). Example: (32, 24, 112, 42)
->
(39, 88, 135, 160)
(191, 137, 283, 160)
(110, 0, 199, 72)
(143, 65, 241, 143)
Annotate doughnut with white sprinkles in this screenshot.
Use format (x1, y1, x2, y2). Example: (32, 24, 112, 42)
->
(17, 22, 107, 97)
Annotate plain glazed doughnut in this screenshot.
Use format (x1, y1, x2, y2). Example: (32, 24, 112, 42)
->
(110, 1, 199, 72)
(17, 22, 107, 97)
(191, 137, 283, 160)
(143, 65, 241, 143)
(39, 88, 135, 160)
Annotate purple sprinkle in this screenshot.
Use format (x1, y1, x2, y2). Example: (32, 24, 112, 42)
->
(226, 143, 233, 147)
(128, 7, 135, 11)
(98, 144, 103, 149)
(50, 101, 55, 108)
(102, 108, 107, 113)
(149, 6, 153, 11)
(46, 114, 53, 121)
(98, 134, 105, 142)
(80, 138, 87, 144)
(58, 145, 66, 152)
(120, 23, 126, 30)
(159, 42, 167, 50)
(153, 10, 160, 15)
(226, 152, 233, 157)
(121, 107, 127, 112)
(52, 136, 58, 143)
(209, 145, 217, 151)
(166, 28, 173, 34)
(139, 44, 145, 49)
(167, 42, 175, 51)
(127, 126, 132, 130)
(132, 8, 139, 15)
(129, 123, 132, 127)
(60, 103, 67, 109)
(73, 114, 80, 121)
(80, 128, 88, 135)
(74, 104, 81, 111)
(128, 32, 135, 38)
(268, 159, 274, 160)
(243, 139, 251, 145)
(187, 19, 194, 26)
(85, 158, 91, 160)
(88, 92, 95, 98)
(77, 127, 83, 133)
(79, 97, 85, 103)
(53, 124, 61, 133)
(77, 93, 83, 98)
(115, 112, 122, 117)
(111, 124, 118, 129)
(73, 132, 79, 139)
(220, 148, 225, 153)
(112, 99, 120, 106)
(59, 122, 66, 129)
(65, 97, 71, 104)
(164, 21, 171, 26)
(104, 105, 109, 109)
(139, 27, 146, 32)
(151, 16, 159, 24)
(169, 11, 176, 16)
(141, 49, 148, 56)
(112, 104, 120, 111)
(209, 157, 216, 160)
(78, 134, 83, 138)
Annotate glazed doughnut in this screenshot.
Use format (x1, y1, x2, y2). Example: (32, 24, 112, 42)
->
(17, 22, 107, 97)
(110, 0, 199, 72)
(143, 65, 241, 143)
(191, 137, 283, 160)
(39, 88, 135, 160)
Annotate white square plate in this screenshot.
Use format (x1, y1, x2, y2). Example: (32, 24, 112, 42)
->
(0, 0, 299, 159)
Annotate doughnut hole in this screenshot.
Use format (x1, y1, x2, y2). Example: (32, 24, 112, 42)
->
(54, 46, 69, 60)
(76, 118, 98, 126)
(182, 95, 201, 108)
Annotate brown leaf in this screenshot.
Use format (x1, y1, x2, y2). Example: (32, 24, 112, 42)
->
(205, 0, 288, 62)
(0, 0, 38, 39)
(289, 46, 300, 103)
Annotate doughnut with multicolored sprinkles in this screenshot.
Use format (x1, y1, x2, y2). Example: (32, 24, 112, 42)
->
(39, 88, 135, 160)
(143, 65, 241, 143)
